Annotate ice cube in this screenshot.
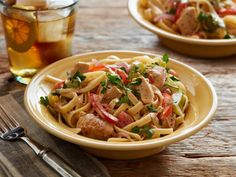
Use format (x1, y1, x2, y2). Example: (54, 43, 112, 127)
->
(37, 12, 69, 42)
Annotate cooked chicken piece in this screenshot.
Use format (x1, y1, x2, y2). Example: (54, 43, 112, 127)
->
(176, 7, 198, 35)
(70, 61, 90, 75)
(148, 66, 166, 89)
(102, 86, 123, 103)
(77, 114, 114, 140)
(136, 76, 154, 104)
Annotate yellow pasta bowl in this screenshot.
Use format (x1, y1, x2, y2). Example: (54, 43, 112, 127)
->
(24, 50, 217, 159)
(128, 0, 236, 58)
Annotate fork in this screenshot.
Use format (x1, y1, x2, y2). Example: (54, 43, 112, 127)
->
(0, 105, 82, 177)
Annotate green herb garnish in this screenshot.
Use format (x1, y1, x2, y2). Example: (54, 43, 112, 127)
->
(131, 126, 140, 133)
(117, 95, 130, 105)
(127, 78, 142, 87)
(40, 96, 49, 106)
(100, 81, 108, 94)
(64, 71, 86, 88)
(120, 67, 127, 73)
(162, 53, 169, 64)
(170, 76, 180, 81)
(70, 71, 86, 81)
(128, 65, 139, 80)
(143, 125, 153, 139)
(147, 104, 158, 113)
(132, 125, 153, 139)
(107, 73, 131, 92)
(107, 73, 123, 88)
(198, 11, 208, 22)
(198, 12, 220, 33)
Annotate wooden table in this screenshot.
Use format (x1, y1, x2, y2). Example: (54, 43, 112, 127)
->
(1, 0, 236, 176)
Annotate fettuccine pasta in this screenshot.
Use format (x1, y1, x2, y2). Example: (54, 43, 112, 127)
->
(40, 54, 189, 142)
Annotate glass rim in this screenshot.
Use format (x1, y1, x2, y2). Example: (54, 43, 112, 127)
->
(0, 0, 79, 12)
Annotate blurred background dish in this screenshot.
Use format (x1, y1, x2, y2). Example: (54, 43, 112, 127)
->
(24, 50, 217, 159)
(128, 0, 236, 58)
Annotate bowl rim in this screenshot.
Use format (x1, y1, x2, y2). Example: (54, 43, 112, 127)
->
(128, 0, 236, 45)
(24, 50, 218, 151)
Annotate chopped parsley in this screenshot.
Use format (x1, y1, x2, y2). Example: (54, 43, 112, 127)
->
(107, 73, 130, 92)
(127, 78, 142, 87)
(147, 104, 158, 113)
(198, 12, 220, 33)
(117, 95, 130, 105)
(170, 76, 180, 81)
(131, 125, 153, 139)
(70, 71, 86, 81)
(198, 11, 208, 22)
(143, 125, 153, 139)
(39, 96, 49, 106)
(128, 65, 139, 80)
(100, 81, 108, 94)
(64, 71, 86, 88)
(131, 126, 140, 133)
(162, 53, 169, 64)
(107, 73, 123, 88)
(120, 67, 127, 73)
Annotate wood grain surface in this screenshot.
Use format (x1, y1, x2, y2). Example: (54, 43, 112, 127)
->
(0, 0, 236, 176)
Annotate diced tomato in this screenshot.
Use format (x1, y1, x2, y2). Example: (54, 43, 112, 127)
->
(54, 81, 65, 89)
(160, 92, 173, 119)
(117, 69, 128, 84)
(116, 112, 134, 128)
(89, 64, 105, 72)
(89, 93, 119, 124)
(217, 9, 236, 17)
(175, 2, 187, 21)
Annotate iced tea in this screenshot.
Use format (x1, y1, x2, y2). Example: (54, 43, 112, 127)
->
(0, 0, 78, 84)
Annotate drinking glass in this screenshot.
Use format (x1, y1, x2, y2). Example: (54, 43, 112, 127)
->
(0, 0, 79, 84)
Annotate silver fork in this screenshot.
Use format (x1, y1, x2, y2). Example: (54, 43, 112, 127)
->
(0, 105, 82, 177)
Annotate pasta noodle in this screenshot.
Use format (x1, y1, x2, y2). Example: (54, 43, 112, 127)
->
(40, 54, 189, 141)
(127, 101, 144, 116)
(114, 103, 129, 116)
(123, 113, 155, 131)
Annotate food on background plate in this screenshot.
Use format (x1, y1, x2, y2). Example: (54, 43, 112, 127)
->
(140, 0, 236, 39)
(40, 54, 189, 142)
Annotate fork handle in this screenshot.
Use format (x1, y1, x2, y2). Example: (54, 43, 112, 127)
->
(39, 150, 82, 177)
(20, 136, 82, 177)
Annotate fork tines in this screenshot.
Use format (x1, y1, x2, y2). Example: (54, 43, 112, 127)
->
(0, 104, 19, 133)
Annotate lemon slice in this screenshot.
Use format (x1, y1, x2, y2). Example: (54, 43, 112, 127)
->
(3, 17, 36, 52)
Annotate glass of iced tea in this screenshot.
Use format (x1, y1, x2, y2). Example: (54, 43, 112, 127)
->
(0, 0, 79, 84)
